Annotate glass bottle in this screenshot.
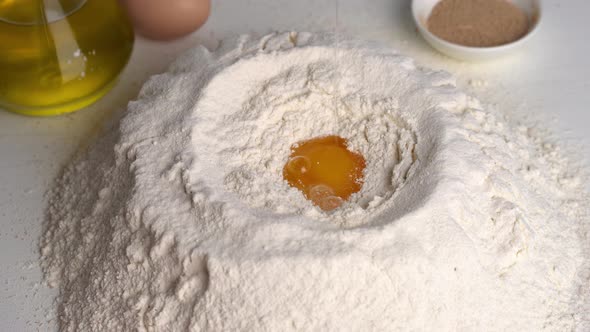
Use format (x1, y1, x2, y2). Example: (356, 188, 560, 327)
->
(0, 0, 134, 116)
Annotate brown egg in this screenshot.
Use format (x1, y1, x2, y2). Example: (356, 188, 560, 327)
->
(120, 0, 210, 41)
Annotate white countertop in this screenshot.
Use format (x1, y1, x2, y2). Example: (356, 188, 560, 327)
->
(1, 0, 589, 330)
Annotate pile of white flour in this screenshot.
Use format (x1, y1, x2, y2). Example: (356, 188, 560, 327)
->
(41, 32, 590, 331)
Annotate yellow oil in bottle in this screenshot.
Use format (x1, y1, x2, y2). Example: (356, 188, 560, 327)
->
(0, 0, 134, 116)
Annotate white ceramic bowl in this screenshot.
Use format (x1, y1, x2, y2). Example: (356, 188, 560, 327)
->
(412, 0, 542, 61)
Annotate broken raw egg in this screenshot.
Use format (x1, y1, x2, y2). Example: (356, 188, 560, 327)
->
(283, 136, 366, 211)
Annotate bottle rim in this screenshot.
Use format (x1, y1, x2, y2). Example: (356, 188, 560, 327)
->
(0, 0, 88, 26)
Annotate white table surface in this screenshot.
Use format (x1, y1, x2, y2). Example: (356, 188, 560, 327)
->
(1, 0, 589, 330)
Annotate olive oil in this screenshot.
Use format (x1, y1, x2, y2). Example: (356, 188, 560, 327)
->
(0, 0, 134, 116)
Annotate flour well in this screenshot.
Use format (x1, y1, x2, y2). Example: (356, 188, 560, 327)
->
(41, 32, 590, 331)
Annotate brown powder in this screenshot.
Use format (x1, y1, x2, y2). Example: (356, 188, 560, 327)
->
(427, 0, 530, 47)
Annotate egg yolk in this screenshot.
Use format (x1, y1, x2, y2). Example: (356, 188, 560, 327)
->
(283, 135, 366, 211)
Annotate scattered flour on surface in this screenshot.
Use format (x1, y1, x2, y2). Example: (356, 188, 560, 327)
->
(40, 32, 590, 331)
